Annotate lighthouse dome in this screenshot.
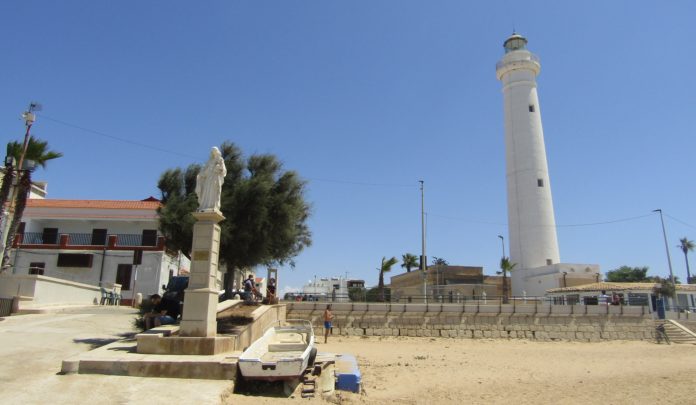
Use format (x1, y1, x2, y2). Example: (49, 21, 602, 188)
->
(503, 33, 528, 53)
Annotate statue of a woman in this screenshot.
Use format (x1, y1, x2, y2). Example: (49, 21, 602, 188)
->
(195, 147, 227, 212)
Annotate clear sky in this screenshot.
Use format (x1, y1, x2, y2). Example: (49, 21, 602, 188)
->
(2, 1, 695, 292)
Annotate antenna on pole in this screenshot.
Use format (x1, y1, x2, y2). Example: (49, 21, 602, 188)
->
(22, 102, 41, 127)
(0, 101, 43, 269)
(28, 101, 42, 112)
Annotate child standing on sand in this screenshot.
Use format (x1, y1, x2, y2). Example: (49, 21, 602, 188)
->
(323, 304, 334, 343)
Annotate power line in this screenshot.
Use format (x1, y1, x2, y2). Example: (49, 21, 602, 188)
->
(306, 177, 416, 188)
(664, 213, 696, 230)
(428, 212, 655, 229)
(557, 213, 654, 228)
(38, 113, 202, 160)
(37, 114, 418, 189)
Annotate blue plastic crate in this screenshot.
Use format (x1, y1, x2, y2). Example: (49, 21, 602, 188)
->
(335, 354, 361, 393)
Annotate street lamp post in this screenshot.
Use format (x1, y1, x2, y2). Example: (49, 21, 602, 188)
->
(498, 234, 508, 303)
(420, 180, 427, 304)
(653, 209, 677, 307)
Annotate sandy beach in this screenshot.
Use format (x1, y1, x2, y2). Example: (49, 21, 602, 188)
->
(224, 336, 696, 404)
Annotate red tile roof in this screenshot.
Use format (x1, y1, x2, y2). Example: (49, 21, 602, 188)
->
(27, 199, 162, 210)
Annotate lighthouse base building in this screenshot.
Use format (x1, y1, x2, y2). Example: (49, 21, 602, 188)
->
(511, 263, 601, 298)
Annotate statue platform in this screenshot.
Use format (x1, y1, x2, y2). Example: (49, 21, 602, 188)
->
(61, 302, 287, 379)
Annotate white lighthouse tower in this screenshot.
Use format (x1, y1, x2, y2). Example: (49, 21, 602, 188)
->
(496, 33, 598, 296)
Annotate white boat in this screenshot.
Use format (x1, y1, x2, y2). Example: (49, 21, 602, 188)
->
(238, 319, 317, 381)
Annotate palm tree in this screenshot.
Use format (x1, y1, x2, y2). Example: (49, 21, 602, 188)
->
(1, 137, 61, 267)
(378, 256, 398, 302)
(401, 253, 419, 273)
(678, 237, 695, 284)
(498, 257, 516, 304)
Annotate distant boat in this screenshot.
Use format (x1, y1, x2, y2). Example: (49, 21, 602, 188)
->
(238, 319, 317, 381)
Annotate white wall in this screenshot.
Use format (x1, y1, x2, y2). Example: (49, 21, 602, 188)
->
(301, 277, 349, 301)
(10, 249, 186, 300)
(513, 263, 600, 297)
(0, 273, 101, 310)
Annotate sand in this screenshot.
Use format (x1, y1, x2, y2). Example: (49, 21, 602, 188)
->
(223, 336, 696, 405)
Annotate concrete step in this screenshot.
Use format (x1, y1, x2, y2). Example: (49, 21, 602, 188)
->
(656, 320, 696, 345)
(61, 339, 240, 380)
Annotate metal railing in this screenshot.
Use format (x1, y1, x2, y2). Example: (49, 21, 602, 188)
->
(114, 234, 143, 246)
(67, 233, 107, 246)
(21, 232, 49, 244)
(661, 305, 696, 315)
(495, 53, 540, 71)
(19, 232, 159, 247)
(286, 297, 650, 317)
(282, 292, 652, 308)
(0, 298, 12, 317)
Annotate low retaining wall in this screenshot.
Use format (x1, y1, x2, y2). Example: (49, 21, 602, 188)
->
(232, 304, 286, 350)
(0, 274, 101, 312)
(286, 302, 655, 342)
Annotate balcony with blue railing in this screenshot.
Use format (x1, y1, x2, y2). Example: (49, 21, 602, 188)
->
(16, 232, 163, 249)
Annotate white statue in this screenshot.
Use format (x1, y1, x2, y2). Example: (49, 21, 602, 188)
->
(195, 147, 227, 212)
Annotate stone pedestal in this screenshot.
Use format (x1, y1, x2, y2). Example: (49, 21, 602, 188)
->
(180, 210, 224, 338)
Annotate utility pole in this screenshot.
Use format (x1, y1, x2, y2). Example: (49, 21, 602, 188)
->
(420, 180, 427, 304)
(653, 209, 677, 306)
(1, 103, 40, 269)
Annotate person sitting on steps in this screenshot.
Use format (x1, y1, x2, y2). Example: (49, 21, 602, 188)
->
(144, 294, 180, 329)
(243, 274, 262, 304)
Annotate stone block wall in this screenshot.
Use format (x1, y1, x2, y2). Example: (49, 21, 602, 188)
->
(286, 302, 656, 342)
(234, 304, 286, 350)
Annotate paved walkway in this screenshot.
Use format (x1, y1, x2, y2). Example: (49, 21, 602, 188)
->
(0, 306, 230, 405)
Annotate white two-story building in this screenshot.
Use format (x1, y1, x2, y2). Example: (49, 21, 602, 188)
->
(9, 198, 190, 304)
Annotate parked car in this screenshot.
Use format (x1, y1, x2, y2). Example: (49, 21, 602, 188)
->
(163, 276, 227, 303)
(163, 276, 189, 303)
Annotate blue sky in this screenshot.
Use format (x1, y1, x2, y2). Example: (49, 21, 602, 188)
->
(2, 1, 696, 291)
